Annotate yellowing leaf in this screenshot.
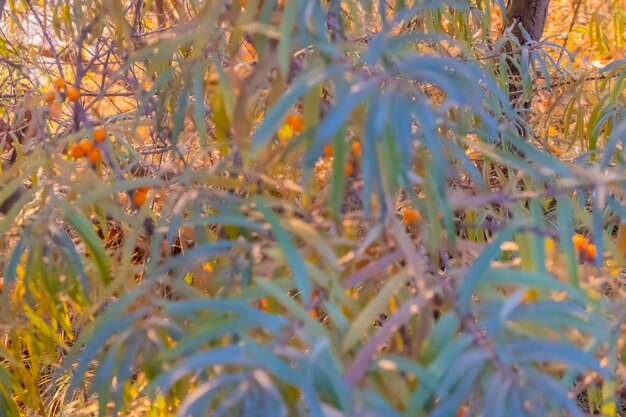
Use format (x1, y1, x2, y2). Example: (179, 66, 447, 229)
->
(547, 142, 563, 156)
(522, 288, 539, 303)
(389, 297, 397, 314)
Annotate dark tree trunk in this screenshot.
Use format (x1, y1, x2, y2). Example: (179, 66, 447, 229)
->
(505, 0, 551, 43)
(501, 0, 551, 143)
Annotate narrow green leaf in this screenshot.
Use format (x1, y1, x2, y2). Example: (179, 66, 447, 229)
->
(193, 63, 209, 149)
(458, 221, 529, 314)
(62, 205, 110, 285)
(278, 0, 299, 77)
(256, 199, 311, 302)
(341, 268, 409, 352)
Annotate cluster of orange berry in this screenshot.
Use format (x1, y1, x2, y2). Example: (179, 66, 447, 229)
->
(323, 140, 362, 176)
(285, 114, 303, 133)
(133, 187, 150, 208)
(572, 233, 597, 261)
(277, 113, 305, 143)
(44, 77, 81, 105)
(70, 128, 107, 164)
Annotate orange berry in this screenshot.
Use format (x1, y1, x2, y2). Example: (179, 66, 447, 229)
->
(323, 144, 334, 158)
(78, 139, 95, 154)
(93, 128, 107, 142)
(572, 234, 588, 253)
(133, 190, 148, 207)
(71, 144, 86, 159)
(469, 152, 481, 160)
(286, 114, 304, 133)
(585, 243, 597, 259)
(402, 207, 421, 224)
(86, 147, 102, 164)
(137, 186, 150, 194)
(351, 141, 362, 155)
(53, 77, 66, 90)
(66, 87, 81, 102)
(345, 163, 354, 176)
(43, 91, 56, 104)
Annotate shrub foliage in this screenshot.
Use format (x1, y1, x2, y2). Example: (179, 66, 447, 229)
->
(0, 0, 626, 416)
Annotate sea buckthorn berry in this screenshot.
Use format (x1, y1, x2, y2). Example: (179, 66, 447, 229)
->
(93, 128, 107, 142)
(345, 163, 354, 176)
(78, 139, 95, 154)
(43, 91, 56, 104)
(53, 77, 66, 90)
(402, 207, 421, 224)
(585, 243, 597, 259)
(572, 234, 588, 253)
(323, 144, 334, 158)
(66, 87, 81, 102)
(133, 190, 148, 207)
(286, 114, 304, 133)
(71, 144, 86, 159)
(86, 147, 102, 164)
(351, 141, 362, 155)
(457, 405, 469, 417)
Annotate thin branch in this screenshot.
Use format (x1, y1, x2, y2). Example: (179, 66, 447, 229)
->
(448, 174, 626, 210)
(24, 0, 64, 80)
(557, 0, 583, 63)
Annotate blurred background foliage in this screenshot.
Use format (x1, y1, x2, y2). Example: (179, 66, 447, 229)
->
(0, 0, 626, 416)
